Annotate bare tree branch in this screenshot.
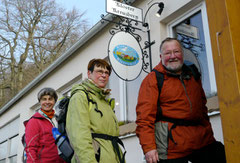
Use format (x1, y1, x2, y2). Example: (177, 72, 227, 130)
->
(0, 0, 89, 106)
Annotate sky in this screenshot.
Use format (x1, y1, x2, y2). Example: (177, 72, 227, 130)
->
(56, 0, 107, 26)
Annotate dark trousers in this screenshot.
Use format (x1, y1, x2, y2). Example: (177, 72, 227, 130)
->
(159, 141, 226, 163)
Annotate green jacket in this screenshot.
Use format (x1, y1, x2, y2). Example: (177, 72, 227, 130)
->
(66, 79, 121, 163)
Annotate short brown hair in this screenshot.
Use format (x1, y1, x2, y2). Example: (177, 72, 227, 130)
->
(159, 37, 183, 53)
(88, 59, 112, 75)
(37, 87, 58, 102)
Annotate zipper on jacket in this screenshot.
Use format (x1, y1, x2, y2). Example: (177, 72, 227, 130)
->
(39, 109, 56, 127)
(109, 104, 118, 131)
(38, 145, 44, 162)
(112, 114, 118, 131)
(179, 75, 192, 112)
(110, 105, 118, 131)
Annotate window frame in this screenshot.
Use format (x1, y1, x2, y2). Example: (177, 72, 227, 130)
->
(0, 117, 19, 162)
(58, 74, 83, 97)
(167, 2, 217, 97)
(108, 69, 144, 123)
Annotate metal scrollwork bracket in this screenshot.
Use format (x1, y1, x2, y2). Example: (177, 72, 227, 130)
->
(101, 13, 153, 73)
(101, 14, 142, 41)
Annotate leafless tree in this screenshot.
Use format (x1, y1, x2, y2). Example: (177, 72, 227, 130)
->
(0, 0, 89, 106)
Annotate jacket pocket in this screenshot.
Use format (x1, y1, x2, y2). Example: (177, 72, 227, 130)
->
(155, 121, 168, 159)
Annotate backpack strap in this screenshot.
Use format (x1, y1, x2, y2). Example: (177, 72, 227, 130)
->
(152, 69, 164, 122)
(79, 88, 103, 117)
(187, 64, 201, 81)
(92, 133, 126, 163)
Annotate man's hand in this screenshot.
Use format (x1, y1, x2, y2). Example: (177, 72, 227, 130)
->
(145, 149, 159, 163)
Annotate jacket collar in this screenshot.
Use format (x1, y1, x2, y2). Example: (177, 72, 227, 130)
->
(82, 79, 111, 99)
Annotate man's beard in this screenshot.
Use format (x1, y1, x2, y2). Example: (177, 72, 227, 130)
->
(163, 61, 183, 73)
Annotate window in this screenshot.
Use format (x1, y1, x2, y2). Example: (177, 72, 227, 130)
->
(108, 69, 144, 122)
(126, 75, 143, 121)
(168, 2, 217, 97)
(0, 118, 19, 162)
(0, 141, 7, 162)
(9, 136, 18, 159)
(108, 71, 122, 121)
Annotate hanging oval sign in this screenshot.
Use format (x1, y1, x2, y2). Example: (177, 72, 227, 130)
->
(113, 44, 140, 66)
(108, 31, 143, 81)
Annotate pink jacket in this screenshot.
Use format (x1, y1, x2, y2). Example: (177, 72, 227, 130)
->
(25, 111, 65, 163)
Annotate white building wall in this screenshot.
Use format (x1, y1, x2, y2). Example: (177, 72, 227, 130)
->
(122, 135, 145, 163)
(0, 0, 225, 162)
(209, 113, 224, 143)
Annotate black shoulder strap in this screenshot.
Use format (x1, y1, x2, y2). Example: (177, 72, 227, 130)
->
(79, 88, 94, 104)
(152, 69, 164, 122)
(187, 64, 201, 81)
(79, 88, 103, 117)
(92, 133, 126, 163)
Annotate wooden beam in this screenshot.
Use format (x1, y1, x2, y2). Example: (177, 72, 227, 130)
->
(206, 0, 240, 162)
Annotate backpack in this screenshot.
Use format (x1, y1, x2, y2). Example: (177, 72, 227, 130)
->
(54, 96, 74, 162)
(152, 64, 201, 144)
(21, 128, 27, 163)
(54, 88, 102, 162)
(55, 88, 126, 163)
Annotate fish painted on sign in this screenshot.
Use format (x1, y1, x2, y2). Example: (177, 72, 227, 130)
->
(113, 45, 139, 66)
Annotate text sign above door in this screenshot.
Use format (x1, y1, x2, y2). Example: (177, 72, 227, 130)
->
(106, 0, 143, 22)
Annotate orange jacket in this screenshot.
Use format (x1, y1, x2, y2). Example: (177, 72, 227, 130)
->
(136, 63, 215, 159)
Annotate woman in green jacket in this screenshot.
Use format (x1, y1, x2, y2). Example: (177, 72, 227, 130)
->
(66, 59, 125, 163)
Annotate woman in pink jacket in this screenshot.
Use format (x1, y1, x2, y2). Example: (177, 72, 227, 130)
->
(25, 87, 65, 163)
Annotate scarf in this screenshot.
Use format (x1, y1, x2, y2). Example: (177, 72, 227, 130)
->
(41, 109, 55, 119)
(82, 79, 111, 99)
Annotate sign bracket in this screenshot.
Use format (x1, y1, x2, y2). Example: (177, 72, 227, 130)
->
(101, 14, 152, 74)
(103, 1, 165, 77)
